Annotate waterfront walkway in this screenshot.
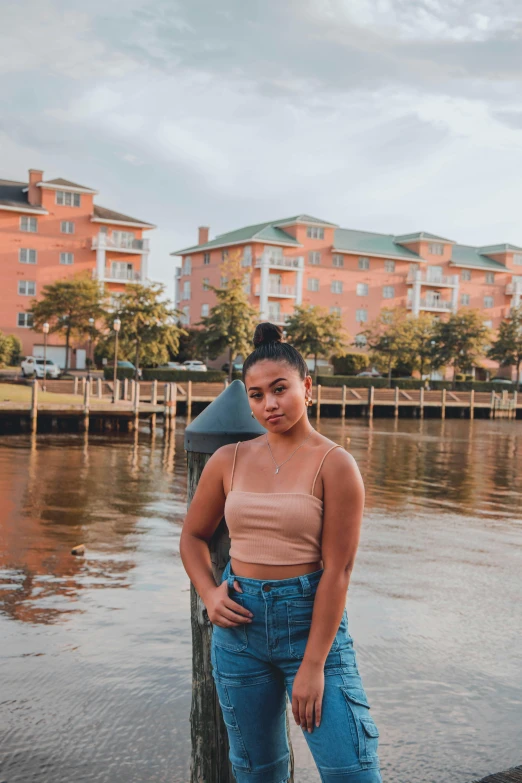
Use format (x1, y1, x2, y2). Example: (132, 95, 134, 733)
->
(474, 766, 522, 782)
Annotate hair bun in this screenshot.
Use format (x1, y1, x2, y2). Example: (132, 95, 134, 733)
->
(253, 322, 283, 348)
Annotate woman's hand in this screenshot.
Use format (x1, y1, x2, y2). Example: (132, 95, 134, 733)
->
(291, 660, 325, 732)
(205, 580, 254, 627)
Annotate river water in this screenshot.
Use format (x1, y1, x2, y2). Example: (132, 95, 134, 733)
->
(0, 418, 521, 783)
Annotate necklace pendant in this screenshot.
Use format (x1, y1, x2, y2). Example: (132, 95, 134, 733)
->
(275, 467, 279, 474)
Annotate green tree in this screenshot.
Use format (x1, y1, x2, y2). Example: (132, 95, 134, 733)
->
(332, 352, 369, 376)
(28, 276, 105, 372)
(397, 313, 440, 379)
(194, 252, 259, 382)
(284, 304, 349, 383)
(488, 305, 522, 387)
(362, 308, 412, 387)
(430, 310, 491, 388)
(171, 323, 201, 363)
(0, 333, 23, 367)
(97, 283, 186, 378)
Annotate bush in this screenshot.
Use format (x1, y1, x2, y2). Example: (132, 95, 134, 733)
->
(103, 366, 136, 380)
(142, 368, 227, 382)
(332, 353, 369, 376)
(0, 333, 23, 367)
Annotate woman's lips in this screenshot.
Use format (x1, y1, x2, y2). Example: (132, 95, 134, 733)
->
(267, 414, 282, 422)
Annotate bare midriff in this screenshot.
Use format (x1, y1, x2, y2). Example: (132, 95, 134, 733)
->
(230, 557, 323, 580)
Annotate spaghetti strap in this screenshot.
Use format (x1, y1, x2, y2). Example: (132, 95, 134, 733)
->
(311, 444, 342, 495)
(230, 441, 240, 490)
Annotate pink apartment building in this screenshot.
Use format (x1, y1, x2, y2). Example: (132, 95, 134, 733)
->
(0, 169, 155, 367)
(172, 215, 522, 372)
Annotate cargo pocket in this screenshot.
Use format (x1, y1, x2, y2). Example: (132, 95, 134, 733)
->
(212, 595, 248, 652)
(219, 702, 251, 772)
(341, 687, 380, 764)
(287, 599, 340, 659)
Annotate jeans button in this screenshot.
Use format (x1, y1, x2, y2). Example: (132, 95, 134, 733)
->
(263, 584, 271, 592)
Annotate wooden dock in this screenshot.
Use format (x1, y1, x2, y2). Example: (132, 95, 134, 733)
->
(473, 765, 522, 782)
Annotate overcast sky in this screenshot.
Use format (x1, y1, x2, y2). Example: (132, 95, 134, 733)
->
(1, 0, 522, 299)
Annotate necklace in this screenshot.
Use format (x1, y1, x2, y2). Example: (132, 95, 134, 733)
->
(265, 430, 314, 474)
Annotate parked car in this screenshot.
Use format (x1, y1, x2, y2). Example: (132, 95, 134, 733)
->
(491, 378, 513, 384)
(356, 369, 382, 378)
(106, 360, 142, 379)
(221, 362, 244, 373)
(21, 357, 61, 379)
(160, 362, 187, 370)
(182, 360, 207, 371)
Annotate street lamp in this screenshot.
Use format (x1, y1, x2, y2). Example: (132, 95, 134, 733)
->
(42, 322, 49, 391)
(87, 317, 95, 382)
(112, 317, 121, 403)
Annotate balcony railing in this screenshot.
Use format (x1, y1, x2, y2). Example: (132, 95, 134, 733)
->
(506, 282, 522, 295)
(92, 235, 149, 252)
(266, 313, 291, 326)
(92, 266, 141, 282)
(407, 271, 458, 287)
(254, 283, 296, 297)
(409, 297, 453, 311)
(255, 255, 303, 269)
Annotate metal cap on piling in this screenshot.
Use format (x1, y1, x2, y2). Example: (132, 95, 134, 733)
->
(184, 379, 266, 452)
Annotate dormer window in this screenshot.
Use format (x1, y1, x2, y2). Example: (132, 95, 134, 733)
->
(56, 191, 81, 207)
(514, 254, 522, 266)
(428, 242, 444, 256)
(307, 226, 324, 239)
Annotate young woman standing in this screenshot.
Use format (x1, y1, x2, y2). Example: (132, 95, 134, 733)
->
(180, 322, 382, 783)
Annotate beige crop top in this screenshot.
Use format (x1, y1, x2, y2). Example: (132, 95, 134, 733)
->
(224, 441, 342, 565)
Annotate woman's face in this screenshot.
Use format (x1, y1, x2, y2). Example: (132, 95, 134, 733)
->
(245, 359, 312, 431)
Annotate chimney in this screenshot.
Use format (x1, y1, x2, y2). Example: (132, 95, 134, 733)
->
(198, 226, 209, 245)
(28, 169, 43, 207)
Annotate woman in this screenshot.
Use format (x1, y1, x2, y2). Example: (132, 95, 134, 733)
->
(180, 322, 382, 783)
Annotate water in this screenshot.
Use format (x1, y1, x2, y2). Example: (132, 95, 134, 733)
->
(0, 419, 521, 783)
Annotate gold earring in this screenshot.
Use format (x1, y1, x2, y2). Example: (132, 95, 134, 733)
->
(251, 411, 255, 418)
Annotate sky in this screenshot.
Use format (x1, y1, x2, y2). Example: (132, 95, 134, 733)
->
(1, 0, 522, 301)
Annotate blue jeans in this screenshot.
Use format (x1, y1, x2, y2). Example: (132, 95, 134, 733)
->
(210, 559, 382, 783)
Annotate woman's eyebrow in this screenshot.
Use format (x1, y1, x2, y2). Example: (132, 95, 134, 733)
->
(248, 377, 287, 391)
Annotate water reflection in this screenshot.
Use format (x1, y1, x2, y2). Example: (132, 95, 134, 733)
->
(0, 418, 521, 783)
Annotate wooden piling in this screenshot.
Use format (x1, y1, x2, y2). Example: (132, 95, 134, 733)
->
(469, 389, 475, 420)
(123, 378, 129, 401)
(341, 384, 346, 420)
(114, 379, 120, 403)
(419, 387, 424, 419)
(490, 390, 495, 419)
(73, 376, 79, 396)
(394, 385, 399, 418)
(187, 380, 192, 418)
(81, 377, 86, 397)
(163, 383, 170, 430)
(316, 384, 321, 421)
(82, 378, 90, 431)
(133, 381, 140, 427)
(441, 388, 446, 420)
(151, 380, 158, 406)
(97, 378, 102, 399)
(367, 386, 374, 419)
(30, 379, 38, 434)
(170, 382, 177, 421)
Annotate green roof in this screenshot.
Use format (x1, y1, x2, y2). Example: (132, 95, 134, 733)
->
(395, 231, 455, 243)
(450, 245, 507, 270)
(478, 243, 522, 254)
(172, 219, 302, 255)
(333, 229, 422, 260)
(273, 214, 338, 227)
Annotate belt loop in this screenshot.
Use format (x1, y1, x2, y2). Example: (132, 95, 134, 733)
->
(299, 574, 311, 597)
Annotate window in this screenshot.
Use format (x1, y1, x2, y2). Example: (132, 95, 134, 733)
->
(19, 248, 37, 264)
(485, 272, 495, 284)
(202, 277, 210, 291)
(428, 243, 444, 255)
(307, 278, 319, 292)
(242, 246, 252, 266)
(60, 221, 75, 234)
(383, 286, 395, 299)
(331, 280, 343, 294)
(60, 252, 74, 265)
(112, 230, 136, 248)
(384, 260, 395, 273)
(332, 254, 344, 267)
(220, 275, 228, 287)
(182, 306, 190, 325)
(308, 251, 321, 265)
(17, 312, 33, 328)
(201, 304, 209, 317)
(243, 273, 251, 294)
(484, 320, 493, 329)
(356, 283, 368, 296)
(461, 269, 471, 281)
(355, 333, 367, 347)
(356, 309, 368, 322)
(484, 295, 494, 308)
(514, 254, 522, 266)
(203, 252, 210, 265)
(183, 256, 192, 275)
(20, 216, 37, 232)
(56, 191, 81, 207)
(461, 293, 470, 305)
(18, 280, 36, 296)
(330, 306, 341, 316)
(222, 249, 229, 261)
(358, 257, 370, 270)
(182, 281, 191, 300)
(427, 265, 443, 283)
(382, 311, 394, 324)
(306, 226, 324, 239)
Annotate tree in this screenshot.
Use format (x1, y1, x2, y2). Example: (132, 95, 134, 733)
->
(396, 313, 441, 379)
(488, 305, 522, 387)
(362, 308, 412, 387)
(171, 323, 201, 363)
(29, 276, 105, 372)
(430, 310, 491, 388)
(332, 352, 369, 376)
(193, 252, 259, 382)
(0, 333, 22, 367)
(284, 304, 349, 383)
(97, 283, 186, 378)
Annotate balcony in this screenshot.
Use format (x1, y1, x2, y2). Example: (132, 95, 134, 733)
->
(407, 271, 458, 287)
(93, 267, 141, 283)
(408, 297, 453, 312)
(254, 282, 296, 298)
(92, 235, 149, 253)
(255, 255, 303, 270)
(265, 313, 291, 326)
(505, 282, 522, 295)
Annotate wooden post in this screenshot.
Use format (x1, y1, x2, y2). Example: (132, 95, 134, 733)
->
(187, 380, 193, 418)
(183, 381, 296, 782)
(114, 379, 120, 404)
(97, 378, 102, 399)
(316, 384, 321, 421)
(341, 384, 346, 420)
(419, 387, 424, 419)
(441, 388, 446, 420)
(469, 389, 475, 420)
(490, 390, 495, 419)
(123, 378, 129, 401)
(170, 382, 177, 422)
(30, 379, 38, 434)
(394, 385, 399, 418)
(367, 386, 374, 419)
(513, 390, 518, 419)
(82, 377, 90, 431)
(151, 380, 158, 406)
(133, 381, 140, 427)
(73, 376, 79, 396)
(163, 383, 170, 430)
(81, 377, 86, 397)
